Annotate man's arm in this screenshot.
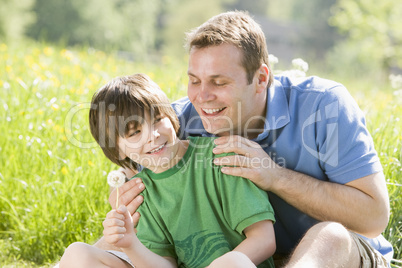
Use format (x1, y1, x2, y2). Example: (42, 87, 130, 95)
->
(212, 135, 390, 238)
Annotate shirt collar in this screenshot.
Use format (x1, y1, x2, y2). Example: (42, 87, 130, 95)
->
(254, 79, 290, 141)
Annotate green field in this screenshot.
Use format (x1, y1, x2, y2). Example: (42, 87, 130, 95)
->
(0, 42, 401, 267)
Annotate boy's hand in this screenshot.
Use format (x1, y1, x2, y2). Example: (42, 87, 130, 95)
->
(109, 176, 145, 227)
(103, 205, 136, 249)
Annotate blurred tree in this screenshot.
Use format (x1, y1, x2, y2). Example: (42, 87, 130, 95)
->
(330, 0, 402, 73)
(160, 0, 225, 59)
(267, 0, 339, 60)
(223, 0, 269, 15)
(27, 0, 161, 59)
(0, 0, 35, 41)
(291, 0, 338, 59)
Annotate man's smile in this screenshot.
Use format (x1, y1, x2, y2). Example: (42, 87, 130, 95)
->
(201, 107, 226, 115)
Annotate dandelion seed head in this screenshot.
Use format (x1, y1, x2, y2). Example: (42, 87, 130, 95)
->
(107, 171, 125, 188)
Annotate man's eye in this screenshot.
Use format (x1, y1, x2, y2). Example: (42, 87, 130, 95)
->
(215, 81, 226, 86)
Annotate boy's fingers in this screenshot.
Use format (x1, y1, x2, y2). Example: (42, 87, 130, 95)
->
(104, 234, 124, 244)
(105, 210, 125, 220)
(103, 226, 126, 236)
(103, 218, 124, 228)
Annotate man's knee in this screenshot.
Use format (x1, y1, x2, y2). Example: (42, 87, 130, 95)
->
(209, 251, 256, 268)
(305, 222, 355, 251)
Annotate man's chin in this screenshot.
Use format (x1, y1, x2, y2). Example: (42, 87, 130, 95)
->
(204, 126, 232, 137)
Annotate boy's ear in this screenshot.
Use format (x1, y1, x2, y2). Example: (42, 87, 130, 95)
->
(256, 64, 269, 93)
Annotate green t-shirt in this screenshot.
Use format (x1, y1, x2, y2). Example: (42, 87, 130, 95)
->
(134, 136, 275, 268)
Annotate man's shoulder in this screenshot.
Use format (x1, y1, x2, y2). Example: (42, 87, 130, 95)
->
(274, 75, 344, 95)
(172, 96, 192, 114)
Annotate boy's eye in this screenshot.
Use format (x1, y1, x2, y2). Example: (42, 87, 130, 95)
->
(154, 116, 163, 123)
(128, 130, 140, 137)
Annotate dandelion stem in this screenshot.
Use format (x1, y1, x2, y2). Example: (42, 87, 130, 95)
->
(116, 187, 119, 209)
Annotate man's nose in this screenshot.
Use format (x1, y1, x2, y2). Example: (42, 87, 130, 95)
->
(198, 84, 216, 102)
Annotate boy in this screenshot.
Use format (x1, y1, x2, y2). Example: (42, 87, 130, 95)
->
(59, 73, 276, 268)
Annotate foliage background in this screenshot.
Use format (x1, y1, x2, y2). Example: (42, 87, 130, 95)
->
(0, 0, 402, 267)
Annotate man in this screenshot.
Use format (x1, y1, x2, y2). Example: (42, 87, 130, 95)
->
(105, 11, 393, 267)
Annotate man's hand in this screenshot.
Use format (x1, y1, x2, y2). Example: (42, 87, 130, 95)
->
(109, 176, 145, 227)
(212, 135, 280, 191)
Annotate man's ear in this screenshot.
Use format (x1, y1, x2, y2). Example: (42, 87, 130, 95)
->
(255, 64, 269, 93)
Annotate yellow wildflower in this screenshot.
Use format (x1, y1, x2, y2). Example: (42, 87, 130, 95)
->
(61, 166, 68, 175)
(0, 43, 7, 52)
(43, 47, 54, 56)
(51, 103, 60, 111)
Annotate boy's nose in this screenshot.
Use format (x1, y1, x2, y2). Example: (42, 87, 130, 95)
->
(148, 129, 160, 142)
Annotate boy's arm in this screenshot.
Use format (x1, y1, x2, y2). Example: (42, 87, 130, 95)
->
(210, 220, 275, 267)
(103, 206, 177, 268)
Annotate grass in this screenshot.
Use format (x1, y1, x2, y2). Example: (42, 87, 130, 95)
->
(0, 41, 401, 267)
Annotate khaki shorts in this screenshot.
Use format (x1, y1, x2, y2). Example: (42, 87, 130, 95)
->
(349, 232, 389, 268)
(273, 232, 389, 268)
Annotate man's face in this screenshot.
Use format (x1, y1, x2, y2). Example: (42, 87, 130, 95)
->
(187, 43, 262, 137)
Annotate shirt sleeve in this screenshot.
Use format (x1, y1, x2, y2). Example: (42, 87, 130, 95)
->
(315, 85, 383, 183)
(215, 164, 275, 234)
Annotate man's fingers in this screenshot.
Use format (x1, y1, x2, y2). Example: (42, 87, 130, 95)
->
(220, 166, 254, 178)
(132, 211, 141, 229)
(213, 155, 252, 167)
(126, 195, 144, 217)
(109, 178, 145, 210)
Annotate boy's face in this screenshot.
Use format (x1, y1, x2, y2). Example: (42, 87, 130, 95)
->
(187, 43, 262, 137)
(118, 112, 180, 173)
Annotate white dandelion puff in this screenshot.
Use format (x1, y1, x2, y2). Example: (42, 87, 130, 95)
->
(107, 170, 126, 208)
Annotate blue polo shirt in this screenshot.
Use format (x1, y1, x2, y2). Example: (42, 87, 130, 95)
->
(172, 75, 393, 261)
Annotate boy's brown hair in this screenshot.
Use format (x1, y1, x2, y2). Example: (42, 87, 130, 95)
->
(185, 11, 273, 88)
(89, 73, 180, 171)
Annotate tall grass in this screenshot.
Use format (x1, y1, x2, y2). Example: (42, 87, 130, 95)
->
(0, 42, 401, 267)
(0, 41, 187, 266)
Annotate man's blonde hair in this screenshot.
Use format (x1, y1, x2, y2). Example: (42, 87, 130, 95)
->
(185, 11, 273, 88)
